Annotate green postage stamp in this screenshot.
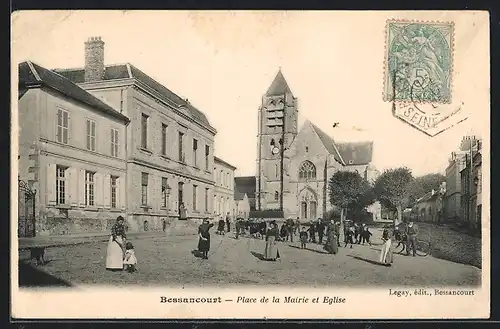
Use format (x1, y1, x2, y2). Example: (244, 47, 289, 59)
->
(384, 20, 454, 104)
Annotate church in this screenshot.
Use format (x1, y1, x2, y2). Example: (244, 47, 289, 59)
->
(251, 70, 379, 220)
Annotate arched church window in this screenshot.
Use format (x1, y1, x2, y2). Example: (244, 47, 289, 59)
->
(270, 139, 275, 146)
(299, 161, 316, 180)
(274, 191, 279, 201)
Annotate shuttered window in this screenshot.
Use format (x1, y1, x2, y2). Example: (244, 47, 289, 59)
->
(141, 172, 148, 205)
(56, 109, 69, 144)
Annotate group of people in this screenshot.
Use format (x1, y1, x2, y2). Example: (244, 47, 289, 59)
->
(379, 220, 420, 266)
(104, 214, 420, 272)
(105, 216, 138, 273)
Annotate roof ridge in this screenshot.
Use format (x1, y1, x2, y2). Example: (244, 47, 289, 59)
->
(50, 63, 128, 72)
(310, 122, 345, 165)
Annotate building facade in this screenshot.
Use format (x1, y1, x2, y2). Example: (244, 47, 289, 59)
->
(444, 136, 479, 224)
(255, 70, 375, 220)
(18, 61, 130, 236)
(55, 37, 217, 231)
(412, 190, 444, 223)
(460, 138, 482, 230)
(213, 156, 236, 218)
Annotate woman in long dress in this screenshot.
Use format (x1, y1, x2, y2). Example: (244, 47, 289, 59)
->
(106, 216, 127, 271)
(198, 219, 214, 259)
(379, 226, 394, 266)
(325, 220, 338, 254)
(264, 222, 280, 261)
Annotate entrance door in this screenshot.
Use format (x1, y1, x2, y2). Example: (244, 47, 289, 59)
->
(310, 201, 317, 219)
(178, 182, 184, 206)
(301, 201, 308, 219)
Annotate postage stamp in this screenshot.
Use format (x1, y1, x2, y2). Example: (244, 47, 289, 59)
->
(384, 20, 454, 104)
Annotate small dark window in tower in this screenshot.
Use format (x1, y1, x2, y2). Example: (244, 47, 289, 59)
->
(270, 139, 275, 146)
(269, 100, 275, 106)
(305, 146, 309, 153)
(274, 191, 279, 201)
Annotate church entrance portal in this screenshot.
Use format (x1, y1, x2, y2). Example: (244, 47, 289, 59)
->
(299, 187, 318, 221)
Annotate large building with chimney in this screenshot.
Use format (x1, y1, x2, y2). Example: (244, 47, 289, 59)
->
(253, 70, 378, 220)
(54, 37, 218, 231)
(18, 61, 130, 236)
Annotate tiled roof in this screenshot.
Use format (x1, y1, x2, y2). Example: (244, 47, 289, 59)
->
(336, 141, 374, 166)
(234, 176, 256, 208)
(415, 190, 440, 204)
(54, 64, 214, 130)
(266, 70, 293, 96)
(309, 122, 344, 164)
(19, 61, 130, 124)
(214, 156, 237, 170)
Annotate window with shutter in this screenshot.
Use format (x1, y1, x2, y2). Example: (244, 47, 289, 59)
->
(56, 109, 69, 144)
(110, 176, 118, 208)
(161, 177, 168, 208)
(56, 165, 67, 204)
(141, 172, 148, 205)
(86, 119, 96, 152)
(111, 129, 119, 157)
(193, 185, 197, 211)
(47, 163, 57, 205)
(85, 171, 95, 206)
(141, 114, 148, 149)
(161, 124, 168, 156)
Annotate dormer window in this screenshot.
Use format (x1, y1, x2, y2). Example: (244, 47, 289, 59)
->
(269, 100, 275, 106)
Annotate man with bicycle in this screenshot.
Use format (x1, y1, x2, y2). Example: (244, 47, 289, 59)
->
(405, 220, 419, 257)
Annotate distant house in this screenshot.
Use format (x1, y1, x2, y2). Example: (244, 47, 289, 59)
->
(213, 156, 237, 218)
(412, 189, 444, 223)
(234, 192, 250, 219)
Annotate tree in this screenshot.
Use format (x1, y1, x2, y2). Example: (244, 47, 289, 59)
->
(328, 171, 369, 231)
(373, 167, 414, 225)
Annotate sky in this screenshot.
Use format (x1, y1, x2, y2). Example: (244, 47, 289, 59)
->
(12, 11, 489, 177)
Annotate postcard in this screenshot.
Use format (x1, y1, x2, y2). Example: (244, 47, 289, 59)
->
(11, 10, 490, 319)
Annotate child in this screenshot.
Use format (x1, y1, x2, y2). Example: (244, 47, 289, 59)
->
(124, 241, 137, 273)
(344, 225, 355, 248)
(299, 226, 308, 249)
(363, 226, 373, 246)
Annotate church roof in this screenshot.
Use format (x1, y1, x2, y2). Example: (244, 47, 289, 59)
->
(266, 70, 293, 96)
(336, 141, 374, 166)
(309, 123, 344, 164)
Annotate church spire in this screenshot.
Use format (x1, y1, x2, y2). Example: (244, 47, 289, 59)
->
(265, 68, 293, 96)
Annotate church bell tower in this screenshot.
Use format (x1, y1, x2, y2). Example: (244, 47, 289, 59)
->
(256, 69, 298, 211)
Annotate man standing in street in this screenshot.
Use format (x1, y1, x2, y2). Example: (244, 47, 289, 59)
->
(286, 217, 295, 243)
(317, 218, 325, 244)
(225, 212, 231, 233)
(405, 221, 418, 257)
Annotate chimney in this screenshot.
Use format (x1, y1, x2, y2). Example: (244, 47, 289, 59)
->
(84, 36, 105, 82)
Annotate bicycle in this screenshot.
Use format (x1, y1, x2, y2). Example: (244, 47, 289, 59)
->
(392, 232, 431, 257)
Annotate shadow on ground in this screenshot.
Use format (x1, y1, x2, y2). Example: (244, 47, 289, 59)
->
(18, 261, 72, 287)
(288, 244, 329, 254)
(250, 251, 265, 260)
(191, 249, 204, 258)
(348, 255, 388, 267)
